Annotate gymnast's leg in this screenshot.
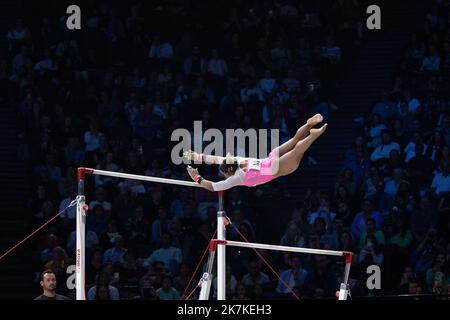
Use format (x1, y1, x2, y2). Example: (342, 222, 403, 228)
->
(271, 114, 323, 157)
(273, 123, 328, 177)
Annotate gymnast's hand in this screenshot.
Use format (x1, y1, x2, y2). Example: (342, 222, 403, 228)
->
(186, 165, 199, 180)
(183, 150, 202, 162)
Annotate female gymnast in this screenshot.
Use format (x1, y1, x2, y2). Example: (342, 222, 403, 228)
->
(185, 113, 327, 191)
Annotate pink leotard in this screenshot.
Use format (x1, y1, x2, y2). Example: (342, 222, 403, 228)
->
(242, 151, 278, 187)
(211, 152, 278, 191)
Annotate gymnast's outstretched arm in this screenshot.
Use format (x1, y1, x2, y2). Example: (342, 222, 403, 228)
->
(186, 165, 241, 191)
(184, 150, 230, 164)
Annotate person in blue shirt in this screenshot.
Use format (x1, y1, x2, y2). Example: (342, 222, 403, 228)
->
(103, 235, 127, 263)
(276, 254, 308, 294)
(351, 199, 383, 241)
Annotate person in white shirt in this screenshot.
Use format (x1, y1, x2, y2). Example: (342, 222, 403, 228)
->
(259, 70, 277, 95)
(84, 122, 102, 153)
(420, 46, 440, 72)
(307, 197, 336, 225)
(384, 168, 404, 197)
(7, 19, 30, 41)
(89, 187, 112, 214)
(370, 130, 401, 163)
(431, 162, 450, 196)
(95, 152, 121, 187)
(148, 35, 173, 60)
(366, 114, 387, 148)
(321, 37, 341, 63)
(34, 49, 57, 73)
(402, 89, 421, 113)
(240, 78, 264, 103)
(142, 233, 182, 272)
(206, 49, 228, 77)
(403, 132, 427, 163)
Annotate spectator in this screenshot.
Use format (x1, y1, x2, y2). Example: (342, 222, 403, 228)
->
(148, 35, 173, 60)
(84, 121, 102, 153)
(155, 276, 180, 300)
(420, 46, 440, 72)
(124, 206, 150, 247)
(86, 248, 103, 286)
(371, 90, 397, 123)
(389, 215, 413, 251)
(67, 228, 99, 255)
(307, 196, 336, 225)
(206, 49, 228, 78)
(99, 220, 122, 249)
(411, 195, 438, 240)
(103, 235, 127, 263)
(232, 283, 251, 300)
(142, 233, 183, 272)
(87, 272, 120, 300)
(370, 130, 401, 164)
(384, 168, 406, 197)
(338, 231, 354, 252)
(276, 254, 308, 294)
(357, 235, 384, 268)
(407, 143, 435, 188)
(358, 218, 386, 250)
(87, 205, 109, 238)
(151, 207, 171, 244)
(259, 69, 277, 96)
(184, 46, 207, 76)
(407, 278, 423, 296)
(403, 131, 427, 163)
(279, 221, 305, 254)
(241, 261, 270, 287)
(370, 180, 394, 217)
(351, 199, 383, 241)
(366, 114, 387, 148)
(212, 265, 238, 299)
(303, 256, 338, 298)
(43, 247, 72, 285)
(431, 161, 450, 197)
(88, 187, 112, 214)
(327, 217, 346, 250)
(251, 283, 267, 300)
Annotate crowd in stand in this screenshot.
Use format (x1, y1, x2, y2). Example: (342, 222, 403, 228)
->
(5, 0, 450, 300)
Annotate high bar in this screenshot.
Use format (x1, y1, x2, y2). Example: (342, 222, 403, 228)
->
(224, 240, 347, 257)
(78, 167, 201, 188)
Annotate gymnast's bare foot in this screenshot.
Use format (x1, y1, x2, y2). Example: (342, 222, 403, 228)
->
(307, 114, 323, 127)
(309, 123, 328, 138)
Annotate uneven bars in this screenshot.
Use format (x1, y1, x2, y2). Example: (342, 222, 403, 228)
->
(78, 167, 201, 188)
(224, 240, 348, 257)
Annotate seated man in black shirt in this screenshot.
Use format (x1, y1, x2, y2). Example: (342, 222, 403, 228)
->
(34, 270, 70, 300)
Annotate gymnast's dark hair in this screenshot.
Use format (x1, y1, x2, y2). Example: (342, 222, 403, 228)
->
(219, 159, 239, 174)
